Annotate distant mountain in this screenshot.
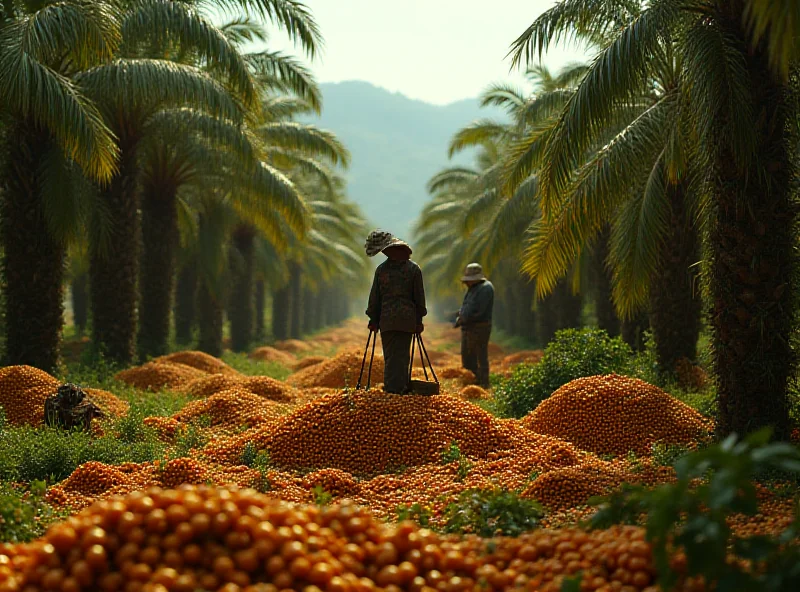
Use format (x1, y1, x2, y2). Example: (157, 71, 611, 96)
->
(303, 80, 504, 240)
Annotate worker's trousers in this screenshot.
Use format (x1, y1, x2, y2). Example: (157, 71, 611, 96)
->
(381, 330, 413, 394)
(461, 323, 492, 388)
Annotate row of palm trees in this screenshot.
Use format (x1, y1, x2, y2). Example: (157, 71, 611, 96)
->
(416, 0, 798, 439)
(0, 0, 369, 371)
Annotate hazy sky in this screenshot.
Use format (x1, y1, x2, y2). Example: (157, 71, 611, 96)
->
(215, 0, 591, 105)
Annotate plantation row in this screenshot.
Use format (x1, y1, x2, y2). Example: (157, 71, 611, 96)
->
(0, 0, 370, 375)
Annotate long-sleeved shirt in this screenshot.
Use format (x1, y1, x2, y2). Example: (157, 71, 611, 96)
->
(460, 280, 494, 326)
(366, 259, 427, 332)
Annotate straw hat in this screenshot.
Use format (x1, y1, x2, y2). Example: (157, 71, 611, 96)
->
(364, 229, 412, 257)
(461, 263, 487, 282)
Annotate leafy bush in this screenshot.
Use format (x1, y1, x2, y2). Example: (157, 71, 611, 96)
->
(440, 441, 471, 480)
(495, 328, 633, 417)
(0, 481, 67, 543)
(0, 421, 166, 483)
(443, 488, 543, 537)
(394, 503, 433, 528)
(590, 429, 800, 591)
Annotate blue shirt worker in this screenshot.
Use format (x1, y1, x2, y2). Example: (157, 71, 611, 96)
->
(455, 263, 494, 388)
(365, 230, 427, 394)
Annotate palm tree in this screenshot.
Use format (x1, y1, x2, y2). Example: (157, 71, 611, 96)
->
(510, 0, 798, 438)
(78, 0, 324, 365)
(508, 3, 703, 373)
(0, 0, 119, 372)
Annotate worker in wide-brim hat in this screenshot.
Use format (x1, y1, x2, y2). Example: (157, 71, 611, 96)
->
(455, 263, 494, 388)
(364, 230, 427, 394)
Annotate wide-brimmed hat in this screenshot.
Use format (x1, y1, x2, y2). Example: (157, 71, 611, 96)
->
(461, 263, 487, 282)
(365, 229, 412, 257)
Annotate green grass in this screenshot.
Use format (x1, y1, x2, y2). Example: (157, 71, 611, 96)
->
(221, 351, 292, 380)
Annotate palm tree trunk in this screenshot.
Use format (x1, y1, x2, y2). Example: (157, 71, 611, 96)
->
(228, 224, 256, 352)
(71, 273, 89, 337)
(90, 149, 139, 365)
(621, 312, 649, 352)
(303, 286, 317, 334)
(0, 125, 64, 372)
(289, 263, 303, 338)
(174, 260, 197, 345)
(592, 226, 620, 337)
(314, 286, 328, 329)
(709, 17, 792, 439)
(254, 279, 266, 342)
(648, 180, 701, 372)
(554, 277, 582, 331)
(520, 280, 539, 344)
(197, 280, 223, 357)
(137, 185, 178, 360)
(538, 290, 559, 345)
(272, 287, 290, 340)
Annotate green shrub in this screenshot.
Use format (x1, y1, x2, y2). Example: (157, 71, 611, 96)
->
(494, 328, 633, 417)
(393, 503, 433, 528)
(0, 481, 67, 543)
(443, 488, 544, 537)
(590, 429, 800, 591)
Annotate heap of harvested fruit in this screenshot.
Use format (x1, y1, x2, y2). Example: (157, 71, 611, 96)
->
(273, 338, 312, 353)
(522, 374, 712, 456)
(207, 391, 528, 473)
(171, 388, 289, 432)
(4, 485, 673, 592)
(114, 361, 207, 391)
(286, 349, 385, 389)
(459, 385, 490, 400)
(521, 458, 676, 510)
(436, 367, 476, 384)
(153, 351, 240, 376)
(0, 365, 60, 426)
(178, 374, 296, 404)
(0, 366, 127, 427)
(248, 346, 296, 366)
(83, 388, 129, 418)
(291, 355, 328, 371)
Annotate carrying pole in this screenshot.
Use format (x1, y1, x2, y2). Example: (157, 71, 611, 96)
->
(356, 331, 373, 390)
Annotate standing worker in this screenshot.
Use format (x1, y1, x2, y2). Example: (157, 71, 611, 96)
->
(456, 263, 494, 388)
(365, 230, 427, 394)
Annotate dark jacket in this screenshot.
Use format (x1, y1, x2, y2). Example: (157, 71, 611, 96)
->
(460, 280, 494, 326)
(366, 259, 427, 332)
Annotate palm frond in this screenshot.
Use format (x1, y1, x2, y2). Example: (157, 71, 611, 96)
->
(15, 0, 120, 68)
(0, 20, 119, 181)
(520, 89, 574, 126)
(261, 94, 315, 119)
(426, 166, 479, 193)
(448, 119, 510, 157)
(75, 59, 243, 125)
(247, 50, 321, 113)
(219, 16, 268, 46)
(508, 0, 641, 67)
(519, 97, 672, 295)
(257, 121, 349, 167)
(204, 0, 322, 58)
(479, 82, 527, 117)
(230, 159, 309, 237)
(122, 0, 257, 107)
(608, 153, 671, 318)
(536, 1, 679, 208)
(682, 17, 757, 170)
(744, 0, 800, 80)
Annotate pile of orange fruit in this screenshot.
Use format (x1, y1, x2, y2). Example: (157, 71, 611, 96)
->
(2, 485, 685, 592)
(248, 346, 297, 366)
(286, 350, 386, 389)
(171, 388, 289, 433)
(0, 365, 127, 427)
(154, 352, 240, 377)
(114, 361, 208, 392)
(206, 390, 523, 474)
(522, 374, 713, 456)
